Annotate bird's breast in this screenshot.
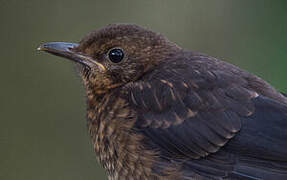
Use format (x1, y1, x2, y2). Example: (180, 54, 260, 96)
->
(86, 91, 160, 179)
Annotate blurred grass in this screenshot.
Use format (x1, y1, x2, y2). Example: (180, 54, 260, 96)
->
(0, 0, 286, 180)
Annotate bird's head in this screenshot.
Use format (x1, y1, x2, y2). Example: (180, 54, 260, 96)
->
(38, 24, 181, 94)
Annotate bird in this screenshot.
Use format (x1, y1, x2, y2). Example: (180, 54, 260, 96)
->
(38, 24, 287, 180)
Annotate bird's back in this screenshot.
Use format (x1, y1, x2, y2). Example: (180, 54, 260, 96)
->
(127, 51, 287, 179)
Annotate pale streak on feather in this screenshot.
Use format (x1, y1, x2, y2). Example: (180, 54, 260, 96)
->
(153, 91, 163, 110)
(169, 88, 177, 101)
(182, 82, 188, 88)
(187, 109, 198, 118)
(160, 79, 174, 88)
(173, 112, 184, 125)
(146, 82, 152, 89)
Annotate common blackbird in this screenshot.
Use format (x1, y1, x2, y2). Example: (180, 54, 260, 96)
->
(38, 24, 287, 180)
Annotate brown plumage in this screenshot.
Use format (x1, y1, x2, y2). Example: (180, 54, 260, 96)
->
(38, 24, 287, 180)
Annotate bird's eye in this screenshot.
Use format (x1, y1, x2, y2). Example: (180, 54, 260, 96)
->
(108, 48, 124, 63)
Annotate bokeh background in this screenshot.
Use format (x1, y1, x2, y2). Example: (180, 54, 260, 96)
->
(1, 0, 286, 179)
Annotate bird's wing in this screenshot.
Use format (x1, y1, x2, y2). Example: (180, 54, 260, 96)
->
(126, 56, 287, 178)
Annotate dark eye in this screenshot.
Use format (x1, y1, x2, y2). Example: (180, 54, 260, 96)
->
(108, 48, 124, 63)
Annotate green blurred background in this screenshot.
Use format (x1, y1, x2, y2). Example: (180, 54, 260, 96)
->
(1, 0, 286, 179)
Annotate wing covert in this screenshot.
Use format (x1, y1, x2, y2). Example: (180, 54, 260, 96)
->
(126, 57, 259, 159)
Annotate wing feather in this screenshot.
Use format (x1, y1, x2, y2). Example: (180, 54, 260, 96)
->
(125, 55, 287, 178)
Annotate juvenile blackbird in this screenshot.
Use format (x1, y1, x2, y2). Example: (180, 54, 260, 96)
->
(38, 24, 287, 180)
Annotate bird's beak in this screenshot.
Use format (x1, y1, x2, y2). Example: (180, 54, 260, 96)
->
(37, 42, 106, 71)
